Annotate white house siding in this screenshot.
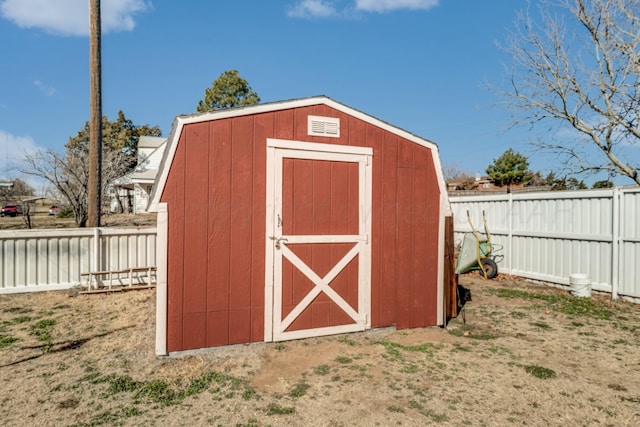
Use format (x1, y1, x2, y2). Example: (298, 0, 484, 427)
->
(110, 137, 167, 214)
(134, 183, 152, 214)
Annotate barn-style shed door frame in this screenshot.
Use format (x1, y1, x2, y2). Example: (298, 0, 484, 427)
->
(265, 138, 373, 342)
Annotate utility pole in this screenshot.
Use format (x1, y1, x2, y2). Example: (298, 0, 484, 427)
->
(87, 0, 102, 227)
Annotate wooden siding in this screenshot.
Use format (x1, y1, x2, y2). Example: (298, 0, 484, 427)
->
(161, 105, 442, 351)
(444, 215, 458, 320)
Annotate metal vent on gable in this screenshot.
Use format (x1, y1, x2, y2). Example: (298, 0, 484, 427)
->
(308, 115, 340, 138)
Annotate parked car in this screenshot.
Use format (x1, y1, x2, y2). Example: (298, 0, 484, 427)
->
(1, 204, 23, 217)
(49, 205, 61, 216)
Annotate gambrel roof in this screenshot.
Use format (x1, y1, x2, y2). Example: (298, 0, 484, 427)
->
(148, 96, 449, 213)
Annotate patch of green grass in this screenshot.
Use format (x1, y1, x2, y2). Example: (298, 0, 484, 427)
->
(79, 371, 104, 384)
(374, 340, 441, 362)
(265, 403, 295, 415)
(136, 379, 177, 405)
(184, 372, 221, 396)
(615, 322, 638, 333)
(90, 369, 255, 409)
(2, 315, 32, 326)
(238, 418, 259, 427)
(3, 306, 33, 314)
(289, 381, 310, 398)
(387, 405, 405, 413)
(524, 364, 556, 379)
(488, 345, 513, 356)
(335, 356, 353, 364)
(530, 321, 552, 330)
(74, 408, 121, 426)
(121, 406, 143, 418)
(242, 387, 258, 401)
(448, 326, 497, 340)
(0, 334, 19, 349)
(452, 343, 472, 352)
(491, 288, 614, 320)
(108, 375, 139, 394)
(30, 318, 56, 352)
(274, 343, 286, 351)
(401, 364, 420, 374)
(31, 318, 56, 341)
(313, 364, 330, 375)
(73, 404, 144, 427)
(409, 400, 449, 422)
(338, 335, 357, 346)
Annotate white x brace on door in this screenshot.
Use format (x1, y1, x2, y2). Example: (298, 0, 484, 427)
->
(265, 138, 372, 342)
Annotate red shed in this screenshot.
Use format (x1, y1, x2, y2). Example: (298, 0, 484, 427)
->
(149, 96, 454, 355)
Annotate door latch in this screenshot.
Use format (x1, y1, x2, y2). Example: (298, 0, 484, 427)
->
(269, 236, 288, 250)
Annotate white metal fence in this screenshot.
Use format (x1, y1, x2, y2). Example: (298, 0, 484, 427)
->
(450, 187, 640, 300)
(0, 227, 157, 294)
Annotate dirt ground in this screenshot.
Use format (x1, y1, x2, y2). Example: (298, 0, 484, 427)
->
(1, 275, 639, 426)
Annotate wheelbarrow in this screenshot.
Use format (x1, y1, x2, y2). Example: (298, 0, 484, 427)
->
(456, 210, 499, 279)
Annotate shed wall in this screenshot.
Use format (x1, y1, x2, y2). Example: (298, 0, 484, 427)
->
(161, 105, 442, 351)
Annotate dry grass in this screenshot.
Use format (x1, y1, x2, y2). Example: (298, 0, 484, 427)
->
(1, 276, 639, 426)
(0, 210, 157, 230)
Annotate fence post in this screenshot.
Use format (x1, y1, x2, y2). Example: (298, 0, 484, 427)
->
(507, 192, 513, 275)
(92, 227, 101, 273)
(611, 188, 620, 300)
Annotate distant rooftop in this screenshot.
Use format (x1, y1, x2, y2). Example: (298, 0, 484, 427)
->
(138, 136, 166, 149)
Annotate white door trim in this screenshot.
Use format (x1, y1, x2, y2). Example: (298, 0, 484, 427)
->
(264, 138, 372, 342)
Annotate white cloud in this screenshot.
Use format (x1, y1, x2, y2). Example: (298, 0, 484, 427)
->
(0, 130, 40, 177)
(0, 0, 149, 36)
(287, 0, 439, 18)
(287, 0, 338, 18)
(33, 80, 57, 97)
(355, 0, 439, 13)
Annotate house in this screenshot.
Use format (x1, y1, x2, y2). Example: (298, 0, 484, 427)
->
(110, 136, 167, 214)
(447, 174, 526, 193)
(148, 96, 456, 356)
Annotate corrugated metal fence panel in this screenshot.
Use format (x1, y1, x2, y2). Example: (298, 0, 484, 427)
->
(620, 189, 640, 298)
(0, 227, 157, 294)
(450, 188, 640, 300)
(450, 195, 511, 272)
(511, 191, 614, 291)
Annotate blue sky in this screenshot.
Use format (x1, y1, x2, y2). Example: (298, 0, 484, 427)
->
(0, 0, 589, 187)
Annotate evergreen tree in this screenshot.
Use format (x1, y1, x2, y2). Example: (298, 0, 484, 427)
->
(485, 148, 530, 193)
(196, 70, 260, 112)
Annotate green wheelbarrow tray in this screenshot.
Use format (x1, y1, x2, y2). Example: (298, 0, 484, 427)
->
(456, 210, 500, 279)
(456, 233, 490, 274)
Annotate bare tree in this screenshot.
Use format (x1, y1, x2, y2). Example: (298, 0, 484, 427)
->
(442, 163, 479, 190)
(502, 0, 640, 185)
(22, 149, 128, 227)
(0, 178, 34, 205)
